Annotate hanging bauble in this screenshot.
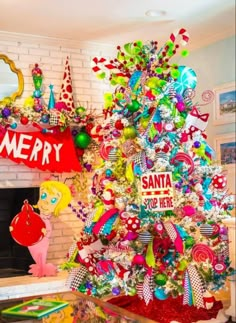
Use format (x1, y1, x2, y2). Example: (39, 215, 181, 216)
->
(124, 216, 140, 232)
(200, 223, 213, 237)
(132, 254, 145, 265)
(177, 259, 188, 272)
(128, 287, 137, 296)
(126, 99, 141, 113)
(112, 287, 121, 296)
(154, 288, 168, 300)
(74, 132, 91, 149)
(212, 174, 227, 189)
(184, 236, 195, 249)
(75, 106, 86, 116)
(41, 114, 50, 124)
(123, 126, 137, 139)
(140, 116, 150, 129)
(115, 119, 124, 130)
(173, 65, 197, 95)
(138, 231, 152, 244)
(2, 107, 11, 118)
(154, 273, 168, 286)
(10, 200, 46, 247)
(20, 116, 29, 125)
(33, 89, 42, 98)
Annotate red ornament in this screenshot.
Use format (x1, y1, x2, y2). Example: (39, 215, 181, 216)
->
(115, 120, 124, 130)
(125, 216, 140, 232)
(20, 116, 29, 125)
(10, 200, 46, 247)
(212, 174, 227, 189)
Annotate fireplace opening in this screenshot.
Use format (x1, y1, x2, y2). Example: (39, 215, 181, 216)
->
(0, 187, 39, 278)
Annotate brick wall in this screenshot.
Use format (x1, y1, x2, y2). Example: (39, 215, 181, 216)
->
(0, 32, 114, 266)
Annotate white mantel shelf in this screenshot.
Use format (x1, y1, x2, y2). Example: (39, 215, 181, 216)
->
(0, 270, 70, 301)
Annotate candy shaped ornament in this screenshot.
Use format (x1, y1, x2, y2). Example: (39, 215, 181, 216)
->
(10, 200, 46, 247)
(26, 181, 71, 277)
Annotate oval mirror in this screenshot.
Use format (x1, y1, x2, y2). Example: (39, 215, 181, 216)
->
(0, 54, 24, 102)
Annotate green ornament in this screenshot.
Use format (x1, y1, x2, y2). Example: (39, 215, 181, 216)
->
(75, 106, 86, 115)
(123, 125, 137, 139)
(79, 284, 86, 293)
(185, 236, 195, 249)
(74, 132, 91, 149)
(154, 273, 168, 286)
(126, 99, 141, 113)
(128, 287, 137, 296)
(174, 116, 185, 129)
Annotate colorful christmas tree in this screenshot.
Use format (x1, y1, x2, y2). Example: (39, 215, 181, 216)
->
(64, 28, 235, 320)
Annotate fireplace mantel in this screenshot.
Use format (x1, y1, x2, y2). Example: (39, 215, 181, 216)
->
(0, 270, 70, 301)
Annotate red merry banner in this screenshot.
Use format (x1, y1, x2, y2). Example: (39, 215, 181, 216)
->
(0, 126, 82, 172)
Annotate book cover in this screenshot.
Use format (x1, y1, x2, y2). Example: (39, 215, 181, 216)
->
(1, 298, 69, 319)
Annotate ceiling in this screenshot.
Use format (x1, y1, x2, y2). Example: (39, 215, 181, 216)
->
(0, 0, 235, 50)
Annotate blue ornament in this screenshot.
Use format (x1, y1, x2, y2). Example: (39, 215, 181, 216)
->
(154, 288, 168, 300)
(33, 89, 42, 98)
(173, 65, 197, 95)
(41, 114, 50, 123)
(10, 122, 17, 129)
(112, 287, 121, 296)
(105, 169, 112, 177)
(48, 84, 55, 110)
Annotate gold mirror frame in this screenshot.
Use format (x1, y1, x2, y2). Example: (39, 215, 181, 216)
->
(0, 54, 24, 102)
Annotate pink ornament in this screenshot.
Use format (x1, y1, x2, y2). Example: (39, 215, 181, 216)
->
(176, 101, 185, 112)
(212, 174, 227, 189)
(182, 205, 196, 216)
(132, 254, 145, 265)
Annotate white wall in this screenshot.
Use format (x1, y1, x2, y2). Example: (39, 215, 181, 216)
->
(0, 32, 115, 265)
(182, 35, 235, 195)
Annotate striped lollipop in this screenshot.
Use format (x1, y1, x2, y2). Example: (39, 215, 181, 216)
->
(191, 243, 215, 264)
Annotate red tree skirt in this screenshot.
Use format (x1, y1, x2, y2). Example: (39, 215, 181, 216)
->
(108, 295, 223, 323)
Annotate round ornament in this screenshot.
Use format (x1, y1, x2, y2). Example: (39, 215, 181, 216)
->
(184, 236, 195, 249)
(212, 174, 227, 189)
(2, 107, 11, 118)
(199, 223, 214, 237)
(20, 116, 29, 125)
(132, 254, 145, 265)
(75, 106, 86, 115)
(154, 288, 168, 300)
(10, 200, 46, 247)
(138, 231, 152, 244)
(154, 273, 168, 286)
(173, 65, 197, 95)
(74, 132, 91, 149)
(126, 99, 141, 113)
(123, 126, 137, 139)
(125, 216, 140, 232)
(112, 287, 121, 296)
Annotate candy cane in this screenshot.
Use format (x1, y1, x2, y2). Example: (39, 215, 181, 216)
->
(169, 28, 189, 46)
(91, 57, 120, 77)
